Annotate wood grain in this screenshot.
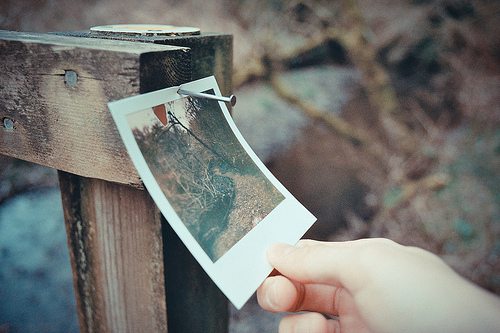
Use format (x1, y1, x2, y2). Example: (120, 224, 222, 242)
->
(0, 30, 190, 186)
(1, 29, 232, 333)
(163, 221, 229, 332)
(57, 31, 233, 97)
(59, 172, 167, 333)
(58, 30, 233, 332)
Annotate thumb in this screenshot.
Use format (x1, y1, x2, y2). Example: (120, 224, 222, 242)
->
(267, 240, 357, 289)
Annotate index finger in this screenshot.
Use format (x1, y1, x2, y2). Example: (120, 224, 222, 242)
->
(267, 240, 363, 291)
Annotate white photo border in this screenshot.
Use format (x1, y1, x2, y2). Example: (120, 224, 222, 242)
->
(108, 76, 316, 309)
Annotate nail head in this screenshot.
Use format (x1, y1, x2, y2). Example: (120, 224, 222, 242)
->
(3, 117, 14, 130)
(64, 70, 78, 87)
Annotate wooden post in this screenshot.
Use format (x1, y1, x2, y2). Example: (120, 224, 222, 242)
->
(0, 29, 232, 332)
(58, 172, 167, 332)
(59, 27, 233, 332)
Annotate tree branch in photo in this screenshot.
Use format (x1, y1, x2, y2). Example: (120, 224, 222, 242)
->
(167, 111, 232, 167)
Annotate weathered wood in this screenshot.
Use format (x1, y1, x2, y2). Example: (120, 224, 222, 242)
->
(1, 29, 232, 333)
(56, 31, 233, 96)
(60, 29, 233, 333)
(159, 34, 233, 97)
(59, 171, 167, 333)
(0, 30, 191, 186)
(163, 222, 229, 332)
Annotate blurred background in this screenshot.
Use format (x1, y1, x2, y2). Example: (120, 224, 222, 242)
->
(0, 0, 498, 332)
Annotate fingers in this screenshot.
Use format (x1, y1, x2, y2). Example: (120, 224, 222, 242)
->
(267, 241, 356, 288)
(267, 238, 407, 291)
(257, 275, 344, 315)
(279, 312, 340, 333)
(257, 275, 298, 312)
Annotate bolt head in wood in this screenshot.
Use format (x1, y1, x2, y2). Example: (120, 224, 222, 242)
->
(3, 117, 14, 130)
(64, 70, 78, 87)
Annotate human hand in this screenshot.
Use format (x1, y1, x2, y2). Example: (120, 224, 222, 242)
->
(257, 238, 500, 333)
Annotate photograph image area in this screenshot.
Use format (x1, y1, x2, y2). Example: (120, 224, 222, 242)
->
(127, 91, 285, 262)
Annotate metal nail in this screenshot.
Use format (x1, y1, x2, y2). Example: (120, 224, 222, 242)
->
(177, 89, 236, 107)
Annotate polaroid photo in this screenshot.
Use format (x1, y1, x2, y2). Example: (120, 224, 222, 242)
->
(108, 76, 316, 309)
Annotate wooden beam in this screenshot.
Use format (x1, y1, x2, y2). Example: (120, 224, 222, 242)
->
(0, 30, 191, 186)
(56, 31, 233, 96)
(58, 30, 233, 333)
(0, 30, 190, 333)
(1, 29, 232, 332)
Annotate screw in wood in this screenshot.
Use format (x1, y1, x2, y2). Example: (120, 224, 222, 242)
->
(177, 89, 237, 107)
(3, 117, 14, 130)
(64, 70, 78, 87)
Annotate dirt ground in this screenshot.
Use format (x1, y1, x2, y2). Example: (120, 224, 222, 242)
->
(214, 172, 284, 258)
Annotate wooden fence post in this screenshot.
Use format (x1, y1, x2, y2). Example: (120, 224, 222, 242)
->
(0, 28, 232, 332)
(58, 172, 167, 332)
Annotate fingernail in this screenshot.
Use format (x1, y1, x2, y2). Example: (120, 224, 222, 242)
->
(264, 277, 279, 310)
(267, 243, 294, 263)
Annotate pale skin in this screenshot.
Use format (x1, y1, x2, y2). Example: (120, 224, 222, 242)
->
(257, 238, 500, 333)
